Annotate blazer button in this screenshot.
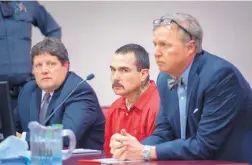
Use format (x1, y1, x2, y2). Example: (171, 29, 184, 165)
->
(125, 113, 128, 116)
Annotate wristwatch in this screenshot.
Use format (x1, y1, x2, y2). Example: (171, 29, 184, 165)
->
(142, 145, 151, 161)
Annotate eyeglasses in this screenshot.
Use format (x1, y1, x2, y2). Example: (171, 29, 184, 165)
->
(153, 17, 193, 40)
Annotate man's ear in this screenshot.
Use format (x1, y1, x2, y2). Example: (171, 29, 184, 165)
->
(140, 69, 149, 82)
(186, 40, 196, 56)
(63, 62, 69, 70)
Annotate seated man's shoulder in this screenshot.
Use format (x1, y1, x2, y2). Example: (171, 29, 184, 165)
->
(199, 51, 251, 95)
(65, 72, 94, 91)
(200, 51, 240, 75)
(63, 72, 101, 109)
(17, 80, 37, 103)
(21, 79, 37, 93)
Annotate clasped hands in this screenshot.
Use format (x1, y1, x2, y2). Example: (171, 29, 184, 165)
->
(109, 129, 145, 160)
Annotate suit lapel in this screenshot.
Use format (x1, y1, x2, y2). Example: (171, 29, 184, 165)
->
(44, 72, 77, 125)
(30, 87, 41, 122)
(185, 55, 201, 136)
(186, 72, 199, 114)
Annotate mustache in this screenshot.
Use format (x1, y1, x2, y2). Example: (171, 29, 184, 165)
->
(112, 81, 124, 88)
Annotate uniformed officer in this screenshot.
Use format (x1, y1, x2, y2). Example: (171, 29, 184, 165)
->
(0, 1, 61, 108)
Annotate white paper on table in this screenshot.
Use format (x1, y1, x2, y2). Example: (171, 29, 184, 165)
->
(93, 158, 145, 164)
(63, 148, 102, 154)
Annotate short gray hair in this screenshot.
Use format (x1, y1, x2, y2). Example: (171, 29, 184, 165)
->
(31, 37, 69, 64)
(154, 13, 203, 53)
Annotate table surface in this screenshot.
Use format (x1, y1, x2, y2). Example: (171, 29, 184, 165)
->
(63, 152, 250, 165)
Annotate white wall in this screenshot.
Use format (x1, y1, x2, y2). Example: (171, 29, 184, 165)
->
(32, 1, 252, 106)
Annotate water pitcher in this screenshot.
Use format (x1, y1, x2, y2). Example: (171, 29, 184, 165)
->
(28, 121, 76, 165)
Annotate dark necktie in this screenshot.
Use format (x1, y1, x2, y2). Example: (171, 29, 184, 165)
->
(39, 93, 51, 124)
(168, 77, 185, 90)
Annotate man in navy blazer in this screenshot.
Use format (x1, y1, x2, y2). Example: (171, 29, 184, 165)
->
(109, 13, 252, 163)
(14, 37, 105, 149)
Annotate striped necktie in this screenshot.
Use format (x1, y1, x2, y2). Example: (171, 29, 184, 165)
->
(39, 93, 51, 124)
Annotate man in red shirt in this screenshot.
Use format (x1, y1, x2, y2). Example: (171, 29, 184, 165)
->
(104, 43, 160, 156)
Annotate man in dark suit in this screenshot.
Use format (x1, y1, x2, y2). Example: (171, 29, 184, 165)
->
(109, 13, 252, 163)
(14, 37, 105, 149)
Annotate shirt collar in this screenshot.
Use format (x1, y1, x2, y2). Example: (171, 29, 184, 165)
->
(119, 80, 157, 111)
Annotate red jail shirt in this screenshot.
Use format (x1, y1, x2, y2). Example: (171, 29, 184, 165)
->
(104, 80, 160, 156)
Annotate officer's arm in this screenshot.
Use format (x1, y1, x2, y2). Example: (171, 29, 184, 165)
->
(30, 1, 61, 38)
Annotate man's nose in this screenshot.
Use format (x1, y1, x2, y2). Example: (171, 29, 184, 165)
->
(112, 71, 121, 80)
(154, 47, 162, 57)
(41, 64, 49, 74)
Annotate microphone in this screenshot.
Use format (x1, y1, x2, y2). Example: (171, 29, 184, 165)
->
(42, 73, 95, 125)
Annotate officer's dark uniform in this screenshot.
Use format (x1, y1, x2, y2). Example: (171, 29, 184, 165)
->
(0, 1, 61, 109)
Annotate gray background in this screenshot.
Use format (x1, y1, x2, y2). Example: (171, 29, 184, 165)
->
(32, 1, 252, 106)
